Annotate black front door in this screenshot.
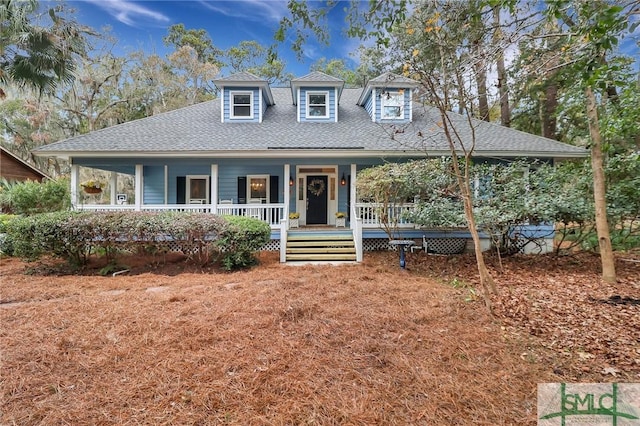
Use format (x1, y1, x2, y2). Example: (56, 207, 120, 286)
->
(306, 175, 328, 224)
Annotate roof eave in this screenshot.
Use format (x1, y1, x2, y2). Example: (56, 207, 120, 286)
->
(31, 148, 590, 160)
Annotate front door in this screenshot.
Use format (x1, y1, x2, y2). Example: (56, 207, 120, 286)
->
(306, 175, 328, 224)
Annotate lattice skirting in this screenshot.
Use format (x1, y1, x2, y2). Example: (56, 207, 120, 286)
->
(261, 239, 280, 251)
(363, 238, 468, 254)
(425, 238, 467, 254)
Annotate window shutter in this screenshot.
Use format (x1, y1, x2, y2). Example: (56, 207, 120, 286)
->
(269, 176, 279, 203)
(237, 176, 247, 204)
(176, 176, 186, 204)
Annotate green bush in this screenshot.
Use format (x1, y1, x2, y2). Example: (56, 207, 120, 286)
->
(7, 211, 228, 267)
(6, 211, 272, 270)
(0, 178, 70, 215)
(217, 215, 271, 271)
(0, 213, 18, 255)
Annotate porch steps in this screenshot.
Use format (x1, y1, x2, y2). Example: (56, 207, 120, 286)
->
(286, 229, 357, 263)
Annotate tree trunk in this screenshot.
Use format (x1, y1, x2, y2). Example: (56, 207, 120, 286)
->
(474, 55, 490, 121)
(493, 6, 510, 127)
(543, 82, 558, 139)
(585, 85, 616, 283)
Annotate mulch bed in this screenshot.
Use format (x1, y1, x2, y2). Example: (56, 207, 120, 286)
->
(1, 250, 638, 425)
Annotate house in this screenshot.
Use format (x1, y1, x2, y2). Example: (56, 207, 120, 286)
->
(32, 71, 589, 262)
(1, 146, 49, 183)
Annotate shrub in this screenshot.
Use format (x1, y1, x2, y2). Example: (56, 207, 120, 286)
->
(7, 211, 228, 267)
(8, 211, 88, 264)
(217, 215, 270, 271)
(0, 178, 70, 215)
(0, 213, 18, 255)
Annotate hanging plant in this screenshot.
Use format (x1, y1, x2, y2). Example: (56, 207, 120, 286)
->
(307, 178, 325, 197)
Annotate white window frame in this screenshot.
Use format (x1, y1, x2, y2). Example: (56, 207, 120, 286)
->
(381, 91, 404, 119)
(186, 175, 210, 204)
(306, 91, 329, 119)
(247, 174, 270, 204)
(230, 90, 254, 119)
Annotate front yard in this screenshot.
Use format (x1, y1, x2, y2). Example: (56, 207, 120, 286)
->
(1, 250, 638, 425)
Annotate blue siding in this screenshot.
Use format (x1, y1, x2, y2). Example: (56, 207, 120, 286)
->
(299, 87, 336, 122)
(364, 92, 374, 120)
(223, 87, 260, 123)
(143, 166, 164, 204)
(262, 92, 269, 118)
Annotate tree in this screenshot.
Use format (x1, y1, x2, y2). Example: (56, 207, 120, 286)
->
(224, 41, 292, 85)
(278, 1, 507, 308)
(0, 0, 91, 97)
(538, 0, 639, 283)
(163, 23, 222, 67)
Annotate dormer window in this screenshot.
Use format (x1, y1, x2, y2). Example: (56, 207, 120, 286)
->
(307, 92, 329, 118)
(231, 91, 253, 119)
(381, 91, 404, 119)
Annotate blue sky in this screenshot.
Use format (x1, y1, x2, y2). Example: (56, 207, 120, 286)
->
(64, 0, 360, 77)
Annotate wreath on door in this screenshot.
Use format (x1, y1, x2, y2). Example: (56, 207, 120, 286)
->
(307, 178, 326, 197)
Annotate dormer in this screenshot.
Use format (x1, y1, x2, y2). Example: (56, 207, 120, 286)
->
(213, 71, 275, 123)
(357, 72, 419, 123)
(290, 71, 345, 123)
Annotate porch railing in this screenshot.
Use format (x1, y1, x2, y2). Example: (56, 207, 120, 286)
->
(354, 202, 417, 228)
(77, 202, 417, 230)
(76, 203, 286, 227)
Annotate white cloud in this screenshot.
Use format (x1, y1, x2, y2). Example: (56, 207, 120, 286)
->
(83, 0, 170, 27)
(197, 0, 288, 24)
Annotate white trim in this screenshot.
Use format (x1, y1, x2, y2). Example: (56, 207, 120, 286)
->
(48, 149, 589, 161)
(381, 90, 404, 120)
(211, 164, 218, 211)
(334, 87, 339, 122)
(164, 165, 168, 204)
(409, 89, 413, 122)
(283, 163, 290, 220)
(350, 163, 357, 228)
(186, 175, 210, 204)
(306, 90, 330, 119)
(220, 91, 224, 123)
(70, 163, 79, 209)
(372, 89, 376, 122)
(110, 172, 117, 205)
(295, 165, 338, 225)
(258, 89, 263, 123)
(229, 90, 254, 119)
(296, 88, 301, 122)
(135, 164, 143, 211)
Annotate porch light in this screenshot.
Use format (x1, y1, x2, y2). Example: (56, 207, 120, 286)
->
(289, 175, 294, 186)
(340, 173, 346, 186)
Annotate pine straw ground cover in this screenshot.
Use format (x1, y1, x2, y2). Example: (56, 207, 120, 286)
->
(1, 250, 638, 425)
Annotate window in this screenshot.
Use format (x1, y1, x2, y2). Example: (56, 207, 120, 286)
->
(231, 91, 253, 118)
(247, 175, 269, 203)
(307, 92, 328, 118)
(381, 91, 404, 119)
(187, 175, 209, 204)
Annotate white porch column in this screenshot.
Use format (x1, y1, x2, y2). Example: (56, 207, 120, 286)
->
(283, 163, 290, 217)
(110, 172, 117, 205)
(211, 164, 218, 214)
(70, 163, 79, 209)
(135, 164, 143, 211)
(350, 163, 357, 229)
(164, 165, 168, 204)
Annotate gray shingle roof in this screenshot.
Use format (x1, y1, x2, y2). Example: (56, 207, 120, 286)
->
(213, 71, 265, 82)
(34, 87, 588, 159)
(291, 71, 344, 83)
(368, 72, 419, 86)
